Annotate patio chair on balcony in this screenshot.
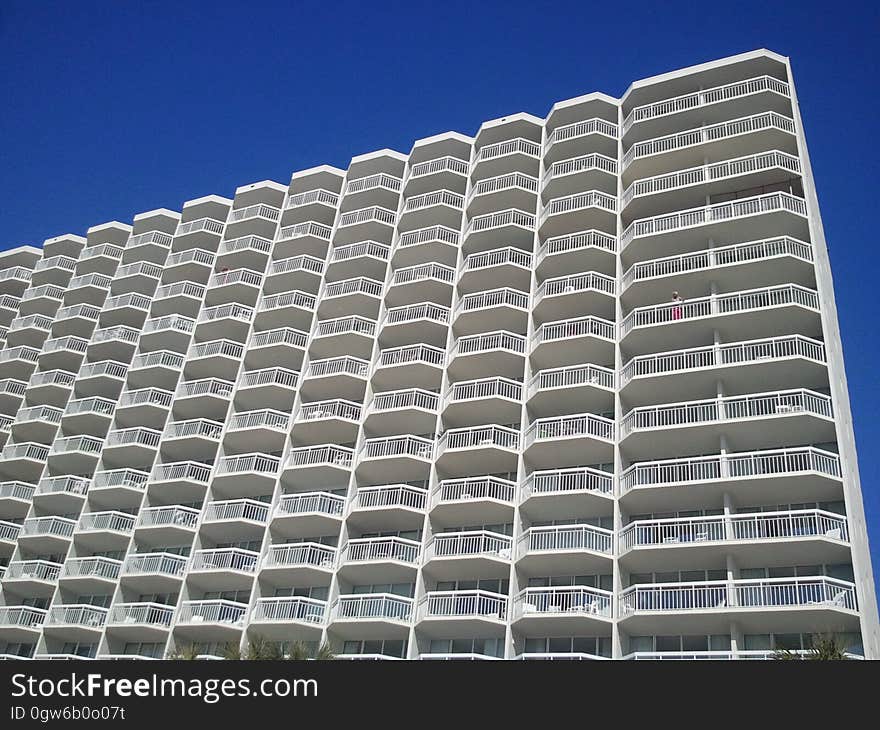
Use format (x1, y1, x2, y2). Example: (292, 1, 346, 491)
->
(824, 528, 842, 540)
(522, 602, 538, 614)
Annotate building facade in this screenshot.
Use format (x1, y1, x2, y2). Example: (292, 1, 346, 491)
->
(0, 49, 877, 660)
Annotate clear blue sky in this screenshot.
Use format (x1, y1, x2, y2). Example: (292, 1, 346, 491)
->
(2, 1, 879, 592)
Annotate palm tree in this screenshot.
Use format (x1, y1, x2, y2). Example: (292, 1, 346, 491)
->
(166, 643, 200, 660)
(220, 642, 242, 660)
(285, 640, 335, 660)
(772, 633, 850, 660)
(243, 636, 283, 660)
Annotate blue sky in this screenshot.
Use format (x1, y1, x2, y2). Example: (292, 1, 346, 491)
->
(2, 1, 879, 591)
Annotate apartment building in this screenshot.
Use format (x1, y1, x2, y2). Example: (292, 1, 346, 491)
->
(0, 48, 876, 661)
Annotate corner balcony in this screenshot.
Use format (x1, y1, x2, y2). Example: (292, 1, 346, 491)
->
(6, 314, 53, 348)
(188, 548, 259, 590)
(174, 377, 234, 420)
(39, 335, 88, 371)
(2, 560, 62, 595)
(544, 117, 618, 163)
(0, 480, 35, 517)
(542, 153, 617, 199)
(436, 425, 519, 475)
(393, 225, 459, 268)
(620, 192, 808, 261)
(100, 293, 152, 328)
(0, 606, 47, 640)
(58, 557, 121, 593)
(517, 523, 613, 574)
(619, 509, 850, 573)
(424, 530, 512, 580)
(472, 137, 540, 180)
(0, 345, 40, 378)
(65, 273, 111, 305)
(623, 73, 791, 138)
(0, 519, 22, 553)
(201, 498, 270, 542)
(251, 597, 325, 638)
(12, 404, 62, 443)
(620, 334, 827, 405)
(225, 203, 280, 239)
(274, 221, 332, 259)
(112, 261, 163, 296)
(619, 447, 842, 513)
(260, 542, 336, 584)
(196, 303, 253, 342)
(283, 188, 338, 225)
(0, 441, 48, 481)
(106, 602, 174, 639)
(319, 276, 383, 319)
(399, 189, 463, 231)
(226, 408, 290, 453)
(342, 173, 401, 211)
(173, 217, 225, 250)
(527, 363, 614, 418)
(272, 490, 346, 536)
(619, 576, 857, 635)
(363, 388, 437, 437)
(442, 377, 521, 428)
(264, 254, 323, 296)
(372, 344, 445, 390)
(380, 302, 449, 348)
(539, 190, 616, 237)
(124, 230, 173, 262)
(32, 476, 89, 513)
(357, 435, 434, 483)
(530, 315, 615, 369)
(53, 303, 101, 338)
(386, 262, 454, 308)
(621, 150, 801, 221)
(281, 445, 352, 490)
(237, 367, 299, 409)
(19, 284, 64, 317)
(152, 281, 205, 318)
(467, 172, 537, 217)
(533, 271, 615, 323)
(512, 586, 613, 633)
(453, 287, 528, 336)
(458, 246, 532, 295)
(74, 360, 127, 398)
(246, 327, 307, 370)
(622, 110, 798, 180)
(184, 339, 243, 380)
(293, 399, 360, 445)
(161, 418, 223, 461)
(620, 389, 834, 459)
(90, 468, 149, 507)
(140, 314, 195, 354)
(524, 413, 614, 469)
(619, 284, 820, 355)
(116, 387, 173, 428)
(338, 536, 421, 583)
(135, 503, 201, 544)
(44, 435, 97, 479)
(348, 484, 427, 531)
(255, 290, 315, 331)
(176, 600, 247, 638)
(127, 350, 184, 391)
(163, 247, 215, 282)
(417, 590, 508, 636)
(430, 476, 516, 525)
(300, 356, 367, 402)
(447, 331, 525, 381)
(463, 209, 535, 254)
(311, 315, 374, 360)
(0, 265, 32, 295)
(103, 427, 160, 467)
(75, 510, 135, 551)
(329, 594, 413, 638)
(148, 461, 212, 503)
(86, 326, 141, 362)
(336, 206, 397, 246)
(122, 552, 188, 593)
(44, 604, 108, 638)
(328, 240, 389, 281)
(404, 156, 469, 196)
(213, 453, 280, 498)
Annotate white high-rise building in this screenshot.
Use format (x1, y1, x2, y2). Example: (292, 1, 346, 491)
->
(0, 48, 876, 660)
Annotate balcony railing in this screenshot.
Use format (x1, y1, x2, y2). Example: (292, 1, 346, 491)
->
(419, 590, 507, 620)
(338, 206, 397, 228)
(250, 327, 308, 349)
(361, 435, 434, 460)
(128, 230, 173, 249)
(299, 399, 361, 422)
(260, 290, 316, 312)
(324, 277, 383, 299)
(368, 388, 438, 413)
(426, 530, 512, 560)
(264, 542, 336, 569)
(61, 557, 121, 581)
(455, 287, 528, 316)
(519, 524, 613, 556)
(476, 137, 540, 162)
(397, 225, 459, 249)
(345, 173, 401, 196)
(546, 118, 618, 149)
(176, 377, 234, 398)
(0, 606, 47, 628)
(0, 520, 22, 542)
(315, 316, 374, 339)
(0, 481, 35, 502)
(77, 360, 128, 381)
(92, 468, 149, 491)
(383, 302, 449, 327)
(408, 156, 469, 179)
(119, 387, 174, 409)
(176, 218, 225, 237)
(4, 560, 62, 582)
(543, 152, 617, 183)
(239, 367, 299, 389)
(35, 475, 89, 497)
(468, 172, 537, 202)
(403, 189, 463, 212)
(190, 548, 259, 573)
(230, 409, 290, 431)
(216, 453, 280, 476)
(287, 188, 339, 208)
(621, 389, 832, 437)
(438, 425, 519, 452)
(276, 491, 345, 517)
(306, 355, 368, 379)
(466, 209, 535, 236)
(188, 339, 244, 361)
(149, 461, 212, 486)
(164, 418, 223, 440)
(115, 261, 163, 280)
(136, 504, 200, 529)
(105, 427, 161, 449)
(165, 248, 215, 267)
(391, 262, 455, 286)
(143, 314, 195, 335)
(524, 414, 614, 446)
(285, 445, 352, 469)
(528, 363, 614, 396)
(532, 315, 615, 345)
(252, 597, 325, 624)
(129, 350, 185, 372)
(541, 191, 616, 226)
(123, 552, 188, 577)
(45, 604, 108, 628)
(332, 594, 412, 622)
(515, 586, 613, 618)
(522, 467, 614, 499)
(377, 343, 445, 368)
(452, 330, 525, 357)
(434, 476, 516, 505)
(198, 303, 254, 324)
(268, 254, 324, 278)
(331, 241, 389, 262)
(228, 203, 280, 223)
(462, 246, 532, 272)
(2, 442, 49, 461)
(178, 599, 247, 624)
(535, 271, 615, 301)
(352, 484, 427, 511)
(445, 377, 521, 404)
(108, 602, 174, 627)
(276, 221, 332, 242)
(78, 510, 135, 534)
(342, 536, 420, 564)
(203, 499, 270, 524)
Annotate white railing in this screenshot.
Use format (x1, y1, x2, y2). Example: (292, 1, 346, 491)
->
(343, 536, 420, 564)
(4, 560, 62, 582)
(345, 172, 401, 196)
(298, 399, 361, 422)
(408, 156, 469, 179)
(621, 192, 807, 248)
(462, 246, 532, 272)
(426, 530, 511, 560)
(190, 548, 259, 573)
(543, 152, 617, 183)
(252, 597, 325, 624)
(164, 247, 215, 267)
(392, 262, 455, 286)
(397, 224, 459, 249)
(90, 326, 140, 345)
(175, 217, 225, 237)
(276, 491, 345, 517)
(451, 330, 526, 356)
(287, 188, 338, 208)
(315, 316, 374, 338)
(525, 413, 614, 445)
(0, 606, 46, 628)
(466, 208, 535, 235)
(35, 255, 75, 272)
(0, 265, 32, 282)
(620, 576, 855, 614)
(2, 442, 49, 460)
(46, 604, 108, 628)
(419, 590, 507, 620)
(455, 287, 528, 315)
(469, 172, 538, 202)
(35, 475, 89, 497)
(250, 327, 309, 349)
(0, 481, 35, 502)
(268, 254, 324, 277)
(123, 552, 187, 576)
(44, 335, 89, 353)
(204, 499, 270, 523)
(533, 314, 615, 345)
(149, 461, 212, 485)
(353, 484, 427, 511)
(0, 520, 22, 542)
(623, 110, 796, 168)
(164, 417, 223, 440)
(154, 281, 205, 302)
(229, 203, 280, 223)
(61, 557, 121, 581)
(332, 594, 412, 622)
(216, 453, 279, 476)
(68, 273, 111, 290)
(127, 230, 173, 249)
(77, 360, 127, 380)
(331, 240, 389, 262)
(8, 314, 53, 332)
(621, 284, 819, 336)
(361, 435, 434, 460)
(119, 387, 173, 409)
(188, 339, 244, 360)
(0, 346, 40, 363)
(546, 117, 618, 148)
(476, 137, 540, 162)
(536, 271, 615, 300)
(78, 510, 135, 534)
(55, 304, 101, 322)
(621, 236, 812, 290)
(104, 292, 152, 311)
(621, 334, 825, 385)
(178, 599, 247, 624)
(368, 388, 438, 413)
(619, 446, 841, 493)
(519, 524, 613, 556)
(49, 436, 102, 455)
(622, 74, 790, 132)
(136, 504, 201, 528)
(105, 427, 161, 449)
(324, 276, 383, 298)
(260, 290, 316, 312)
(536, 228, 617, 264)
(434, 476, 516, 505)
(209, 268, 263, 289)
(239, 367, 299, 389)
(198, 303, 253, 324)
(115, 261, 163, 280)
(17, 405, 63, 424)
(515, 586, 613, 618)
(285, 445, 352, 469)
(276, 221, 332, 241)
(109, 602, 174, 627)
(143, 314, 195, 335)
(338, 206, 397, 228)
(92, 468, 149, 491)
(438, 425, 519, 452)
(529, 363, 614, 396)
(306, 355, 368, 379)
(541, 191, 616, 226)
(176, 377, 234, 398)
(403, 189, 463, 212)
(621, 388, 832, 437)
(383, 302, 449, 326)
(230, 409, 290, 431)
(445, 377, 521, 404)
(264, 542, 336, 569)
(377, 343, 445, 368)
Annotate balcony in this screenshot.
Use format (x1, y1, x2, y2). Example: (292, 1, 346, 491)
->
(348, 484, 427, 531)
(329, 594, 412, 637)
(0, 480, 35, 517)
(620, 446, 843, 512)
(126, 351, 184, 393)
(342, 173, 401, 211)
(163, 247, 215, 281)
(442, 377, 521, 427)
(272, 490, 345, 535)
(196, 303, 253, 341)
(622, 74, 791, 141)
(300, 356, 367, 402)
(135, 504, 201, 544)
(620, 389, 835, 459)
(513, 586, 613, 632)
(274, 221, 332, 259)
(174, 217, 225, 249)
(151, 282, 205, 320)
(328, 241, 389, 281)
(264, 254, 323, 294)
(226, 409, 290, 452)
(0, 441, 48, 481)
(201, 498, 270, 540)
(33, 476, 89, 513)
(213, 453, 280, 497)
(372, 344, 444, 390)
(358, 436, 433, 483)
(2, 560, 62, 594)
(140, 314, 195, 353)
(520, 467, 614, 520)
(281, 445, 351, 490)
(40, 335, 88, 370)
(517, 524, 614, 574)
(12, 404, 63, 443)
(206, 269, 263, 308)
(436, 425, 519, 475)
(0, 519, 22, 551)
(185, 339, 243, 380)
(338, 536, 421, 582)
(621, 334, 827, 405)
(453, 287, 528, 336)
(122, 552, 188, 589)
(256, 290, 315, 331)
(447, 331, 525, 381)
(226, 203, 280, 239)
(319, 277, 383, 318)
(417, 590, 507, 634)
(531, 315, 615, 369)
(404, 156, 469, 196)
(284, 188, 338, 223)
(336, 206, 397, 245)
(161, 419, 222, 462)
(619, 576, 856, 634)
(237, 367, 299, 409)
(189, 548, 259, 589)
(467, 172, 537, 217)
(113, 261, 163, 295)
(430, 476, 516, 525)
(176, 600, 247, 637)
(19, 284, 64, 317)
(59, 557, 122, 592)
(458, 246, 532, 295)
(174, 377, 234, 420)
(524, 413, 614, 468)
(472, 137, 540, 180)
(393, 225, 459, 268)
(148, 461, 212, 503)
(0, 346, 40, 378)
(53, 303, 101, 337)
(65, 273, 111, 305)
(6, 314, 53, 348)
(293, 399, 360, 445)
(619, 509, 850, 572)
(399, 189, 463, 231)
(0, 606, 47, 639)
(75, 360, 128, 398)
(90, 468, 149, 506)
(0, 265, 32, 295)
(44, 604, 108, 636)
(464, 209, 535, 253)
(539, 190, 616, 237)
(260, 542, 336, 584)
(251, 597, 325, 637)
(76, 511, 136, 551)
(542, 153, 617, 199)
(621, 192, 808, 261)
(534, 271, 615, 323)
(544, 117, 618, 162)
(363, 388, 437, 437)
(102, 293, 152, 328)
(116, 387, 173, 428)
(107, 602, 174, 637)
(386, 263, 454, 308)
(246, 327, 307, 370)
(527, 363, 614, 417)
(380, 303, 449, 348)
(124, 230, 173, 262)
(103, 427, 161, 466)
(311, 316, 374, 359)
(424, 530, 512, 579)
